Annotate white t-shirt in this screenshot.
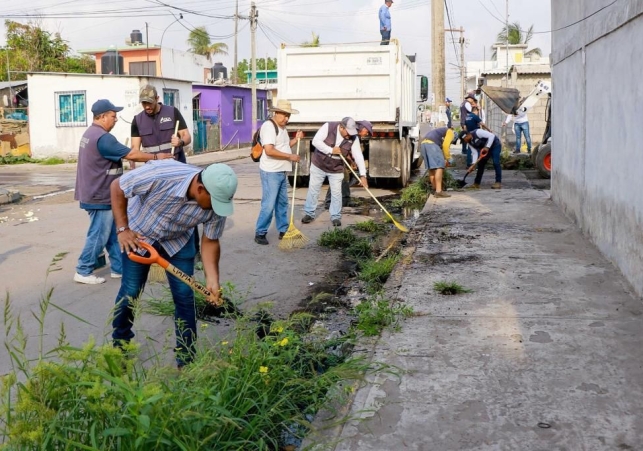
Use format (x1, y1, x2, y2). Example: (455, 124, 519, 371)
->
(259, 120, 293, 172)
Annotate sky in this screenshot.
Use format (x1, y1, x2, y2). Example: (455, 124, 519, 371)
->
(0, 0, 551, 103)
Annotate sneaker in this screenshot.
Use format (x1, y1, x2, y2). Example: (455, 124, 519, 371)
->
(467, 184, 481, 190)
(301, 215, 314, 224)
(254, 234, 269, 245)
(279, 232, 286, 240)
(73, 272, 106, 284)
(434, 191, 451, 198)
(332, 219, 342, 227)
(491, 182, 502, 189)
(111, 273, 122, 279)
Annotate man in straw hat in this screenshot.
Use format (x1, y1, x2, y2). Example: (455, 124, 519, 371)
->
(254, 99, 304, 246)
(302, 117, 368, 227)
(111, 160, 237, 367)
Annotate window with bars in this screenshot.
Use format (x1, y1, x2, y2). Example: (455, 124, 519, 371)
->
(233, 97, 243, 121)
(163, 89, 179, 108)
(257, 98, 266, 121)
(55, 91, 87, 127)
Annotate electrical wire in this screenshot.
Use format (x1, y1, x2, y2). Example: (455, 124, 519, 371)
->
(444, 0, 460, 65)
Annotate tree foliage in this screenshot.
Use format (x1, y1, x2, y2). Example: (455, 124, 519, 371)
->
(491, 22, 542, 61)
(233, 57, 277, 83)
(187, 26, 228, 61)
(0, 20, 95, 81)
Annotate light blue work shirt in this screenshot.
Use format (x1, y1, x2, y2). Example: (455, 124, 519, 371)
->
(379, 4, 391, 30)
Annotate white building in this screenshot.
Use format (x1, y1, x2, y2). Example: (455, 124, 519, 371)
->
(27, 73, 194, 159)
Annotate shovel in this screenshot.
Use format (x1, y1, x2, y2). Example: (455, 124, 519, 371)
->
(456, 148, 488, 188)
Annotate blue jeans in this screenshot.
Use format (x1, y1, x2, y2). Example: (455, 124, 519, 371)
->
(474, 143, 502, 185)
(304, 164, 344, 221)
(76, 208, 122, 276)
(380, 29, 391, 45)
(514, 122, 532, 152)
(255, 169, 289, 236)
(112, 237, 197, 366)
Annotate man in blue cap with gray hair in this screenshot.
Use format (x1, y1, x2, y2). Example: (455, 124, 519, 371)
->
(73, 99, 173, 285)
(110, 159, 237, 367)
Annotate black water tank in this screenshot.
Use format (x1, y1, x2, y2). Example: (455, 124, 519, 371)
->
(211, 62, 227, 81)
(101, 49, 124, 75)
(130, 29, 143, 45)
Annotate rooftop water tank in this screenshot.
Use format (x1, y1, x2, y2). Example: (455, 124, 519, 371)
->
(101, 48, 124, 75)
(211, 62, 227, 81)
(130, 29, 143, 45)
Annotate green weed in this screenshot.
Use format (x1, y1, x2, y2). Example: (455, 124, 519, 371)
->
(358, 254, 400, 293)
(352, 220, 387, 235)
(344, 238, 373, 260)
(355, 294, 413, 336)
(0, 155, 37, 165)
(317, 228, 357, 249)
(393, 179, 431, 207)
(38, 157, 66, 165)
(442, 169, 460, 190)
(433, 280, 473, 295)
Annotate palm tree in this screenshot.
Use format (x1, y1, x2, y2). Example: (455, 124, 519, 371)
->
(491, 22, 542, 60)
(301, 32, 320, 48)
(187, 26, 228, 60)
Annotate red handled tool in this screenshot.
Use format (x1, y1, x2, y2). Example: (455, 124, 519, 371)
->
(128, 241, 222, 306)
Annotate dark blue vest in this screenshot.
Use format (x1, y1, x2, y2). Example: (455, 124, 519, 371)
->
(134, 104, 185, 162)
(311, 121, 357, 173)
(74, 124, 123, 206)
(423, 127, 449, 146)
(470, 129, 501, 151)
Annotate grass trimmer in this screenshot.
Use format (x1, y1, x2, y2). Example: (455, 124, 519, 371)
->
(456, 147, 488, 188)
(338, 153, 409, 233)
(279, 138, 309, 250)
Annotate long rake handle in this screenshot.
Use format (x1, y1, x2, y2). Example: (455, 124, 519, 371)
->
(338, 153, 406, 231)
(128, 242, 221, 306)
(289, 138, 300, 224)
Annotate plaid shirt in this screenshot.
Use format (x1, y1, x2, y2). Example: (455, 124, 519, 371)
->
(119, 160, 226, 256)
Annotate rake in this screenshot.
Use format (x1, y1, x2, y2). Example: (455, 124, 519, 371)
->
(338, 153, 409, 233)
(279, 138, 309, 250)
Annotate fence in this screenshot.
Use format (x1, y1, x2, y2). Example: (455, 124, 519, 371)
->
(192, 109, 221, 154)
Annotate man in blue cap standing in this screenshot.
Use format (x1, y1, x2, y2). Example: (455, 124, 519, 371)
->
(73, 99, 173, 285)
(445, 98, 453, 129)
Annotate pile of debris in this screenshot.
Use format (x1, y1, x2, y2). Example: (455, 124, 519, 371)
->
(0, 118, 29, 156)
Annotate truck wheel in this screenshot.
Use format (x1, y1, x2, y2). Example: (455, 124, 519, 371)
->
(531, 144, 540, 166)
(412, 155, 424, 170)
(288, 175, 309, 187)
(536, 143, 551, 179)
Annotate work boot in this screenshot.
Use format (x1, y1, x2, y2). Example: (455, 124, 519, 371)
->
(254, 234, 269, 245)
(467, 184, 481, 190)
(332, 219, 342, 227)
(491, 182, 502, 189)
(434, 191, 451, 198)
(301, 215, 314, 224)
(279, 231, 286, 240)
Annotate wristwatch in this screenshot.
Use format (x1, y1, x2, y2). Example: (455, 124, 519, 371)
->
(117, 226, 129, 234)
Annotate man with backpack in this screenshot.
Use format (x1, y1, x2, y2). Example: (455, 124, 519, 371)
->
(254, 99, 304, 246)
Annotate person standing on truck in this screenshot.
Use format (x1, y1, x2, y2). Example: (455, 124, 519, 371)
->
(420, 127, 453, 198)
(254, 100, 303, 246)
(302, 118, 368, 227)
(379, 0, 393, 45)
(324, 120, 373, 209)
(461, 128, 503, 190)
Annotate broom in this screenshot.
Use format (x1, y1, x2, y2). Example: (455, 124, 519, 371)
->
(148, 121, 181, 283)
(279, 138, 309, 250)
(338, 153, 409, 233)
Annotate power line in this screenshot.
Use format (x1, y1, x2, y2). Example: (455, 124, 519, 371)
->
(444, 0, 460, 64)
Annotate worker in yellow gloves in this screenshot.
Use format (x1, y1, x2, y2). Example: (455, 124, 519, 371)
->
(419, 127, 454, 198)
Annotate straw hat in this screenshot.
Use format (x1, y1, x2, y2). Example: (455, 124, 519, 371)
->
(269, 99, 299, 115)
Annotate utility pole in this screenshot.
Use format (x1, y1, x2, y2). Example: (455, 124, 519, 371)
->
(145, 22, 150, 76)
(233, 0, 239, 84)
(431, 0, 445, 107)
(446, 27, 466, 102)
(506, 0, 510, 86)
(250, 2, 258, 134)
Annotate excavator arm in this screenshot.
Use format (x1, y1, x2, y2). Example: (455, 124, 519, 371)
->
(481, 80, 551, 115)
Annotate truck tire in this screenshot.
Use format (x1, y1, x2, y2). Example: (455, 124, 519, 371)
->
(531, 144, 540, 167)
(536, 143, 551, 179)
(288, 175, 309, 187)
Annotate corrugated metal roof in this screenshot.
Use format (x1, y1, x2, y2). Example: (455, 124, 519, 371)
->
(0, 81, 27, 90)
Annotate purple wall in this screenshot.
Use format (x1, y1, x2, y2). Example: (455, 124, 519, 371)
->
(193, 84, 267, 148)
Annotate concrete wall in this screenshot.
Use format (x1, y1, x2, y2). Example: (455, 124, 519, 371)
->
(28, 74, 193, 158)
(551, 0, 643, 296)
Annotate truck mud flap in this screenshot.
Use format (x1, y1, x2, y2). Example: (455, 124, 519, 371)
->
(368, 139, 402, 178)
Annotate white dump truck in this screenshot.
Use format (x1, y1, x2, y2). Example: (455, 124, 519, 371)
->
(277, 41, 428, 187)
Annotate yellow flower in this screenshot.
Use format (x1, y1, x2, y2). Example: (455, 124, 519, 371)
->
(221, 341, 229, 345)
(200, 323, 209, 330)
(259, 366, 269, 373)
(272, 326, 284, 334)
(278, 337, 289, 347)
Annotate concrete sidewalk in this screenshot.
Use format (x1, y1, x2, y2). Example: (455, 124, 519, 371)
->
(309, 188, 643, 450)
